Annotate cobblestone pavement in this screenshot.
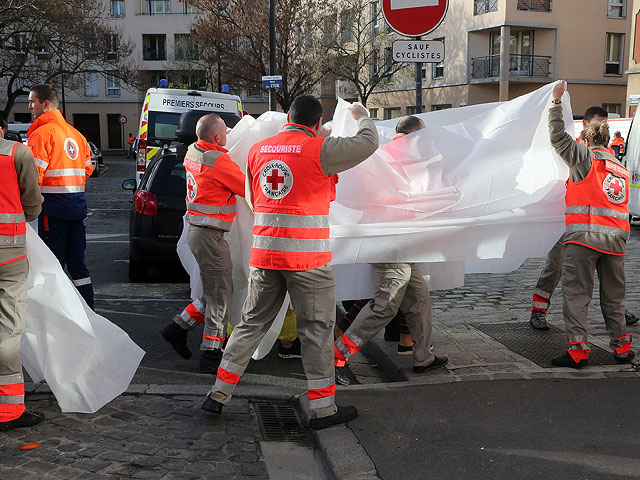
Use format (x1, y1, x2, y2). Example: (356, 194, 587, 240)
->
(0, 394, 268, 480)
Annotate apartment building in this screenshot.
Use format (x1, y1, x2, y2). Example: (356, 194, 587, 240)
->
(625, 0, 640, 116)
(8, 0, 269, 150)
(356, 0, 632, 120)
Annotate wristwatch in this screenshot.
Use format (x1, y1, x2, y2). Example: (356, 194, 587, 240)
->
(551, 99, 562, 104)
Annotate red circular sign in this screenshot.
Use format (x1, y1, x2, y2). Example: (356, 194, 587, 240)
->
(382, 0, 449, 37)
(119, 115, 127, 125)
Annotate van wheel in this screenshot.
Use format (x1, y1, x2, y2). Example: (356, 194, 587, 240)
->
(90, 165, 100, 178)
(129, 255, 147, 282)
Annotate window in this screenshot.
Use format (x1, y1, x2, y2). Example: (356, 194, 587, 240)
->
(143, 34, 167, 60)
(474, 0, 497, 15)
(608, 0, 626, 18)
(147, 0, 171, 15)
(603, 103, 621, 115)
(369, 108, 379, 119)
(432, 38, 444, 78)
(432, 104, 452, 111)
(384, 107, 401, 119)
(370, 50, 379, 79)
(370, 2, 380, 37)
(85, 73, 99, 96)
(384, 47, 393, 83)
(174, 34, 199, 61)
(183, 1, 199, 14)
(340, 9, 355, 42)
(517, 0, 552, 12)
(13, 34, 26, 54)
(106, 34, 118, 60)
(111, 0, 125, 16)
(605, 33, 624, 75)
(106, 72, 120, 96)
(407, 106, 418, 115)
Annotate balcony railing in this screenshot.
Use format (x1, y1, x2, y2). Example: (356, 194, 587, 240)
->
(471, 54, 551, 79)
(474, 0, 498, 15)
(517, 0, 552, 12)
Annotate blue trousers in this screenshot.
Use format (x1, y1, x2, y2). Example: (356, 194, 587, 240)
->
(38, 214, 94, 309)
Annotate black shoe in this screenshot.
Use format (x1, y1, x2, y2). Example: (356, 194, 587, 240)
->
(199, 349, 223, 374)
(384, 326, 400, 342)
(309, 405, 358, 430)
(551, 351, 588, 368)
(278, 338, 302, 359)
(161, 322, 192, 359)
(413, 356, 448, 373)
(201, 396, 224, 414)
(0, 410, 45, 432)
(397, 344, 413, 356)
(625, 309, 639, 325)
(529, 311, 550, 330)
(335, 366, 351, 386)
(615, 349, 636, 364)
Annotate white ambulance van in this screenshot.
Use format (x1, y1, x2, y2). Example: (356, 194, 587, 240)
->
(622, 116, 640, 215)
(135, 88, 243, 187)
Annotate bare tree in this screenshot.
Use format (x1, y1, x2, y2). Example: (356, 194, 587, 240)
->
(191, 0, 325, 111)
(319, 0, 407, 107)
(0, 0, 138, 120)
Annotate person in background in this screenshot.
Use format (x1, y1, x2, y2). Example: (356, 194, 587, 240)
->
(547, 80, 634, 367)
(27, 84, 94, 308)
(609, 131, 625, 160)
(0, 120, 44, 431)
(127, 132, 135, 159)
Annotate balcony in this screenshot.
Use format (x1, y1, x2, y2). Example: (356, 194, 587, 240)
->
(474, 0, 498, 15)
(517, 0, 552, 12)
(471, 54, 551, 79)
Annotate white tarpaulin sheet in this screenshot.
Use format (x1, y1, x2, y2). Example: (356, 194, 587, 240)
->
(20, 226, 145, 413)
(179, 82, 572, 352)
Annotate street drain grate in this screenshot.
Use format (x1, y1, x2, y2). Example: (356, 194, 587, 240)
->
(472, 322, 617, 367)
(254, 402, 307, 442)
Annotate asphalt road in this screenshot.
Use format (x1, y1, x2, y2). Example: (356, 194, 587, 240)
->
(84, 154, 310, 385)
(340, 378, 640, 480)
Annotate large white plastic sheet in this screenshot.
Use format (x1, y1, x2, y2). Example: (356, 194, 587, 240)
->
(20, 226, 145, 413)
(179, 82, 573, 347)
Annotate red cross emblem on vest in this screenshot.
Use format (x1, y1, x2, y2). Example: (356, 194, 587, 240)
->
(186, 172, 197, 201)
(260, 160, 293, 199)
(610, 178, 623, 196)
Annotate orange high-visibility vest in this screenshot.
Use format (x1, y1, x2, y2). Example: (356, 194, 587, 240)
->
(248, 124, 336, 271)
(184, 141, 244, 231)
(0, 141, 26, 250)
(27, 109, 93, 193)
(565, 148, 630, 255)
(610, 137, 625, 154)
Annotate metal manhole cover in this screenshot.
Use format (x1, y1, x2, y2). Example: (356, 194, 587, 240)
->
(473, 322, 617, 367)
(254, 402, 307, 442)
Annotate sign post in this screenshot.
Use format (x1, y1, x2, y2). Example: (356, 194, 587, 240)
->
(381, 0, 449, 114)
(119, 115, 127, 152)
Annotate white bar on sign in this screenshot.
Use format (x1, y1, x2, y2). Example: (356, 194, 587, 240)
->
(390, 0, 439, 10)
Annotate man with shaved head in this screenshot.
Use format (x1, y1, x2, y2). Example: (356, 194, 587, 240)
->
(161, 113, 244, 373)
(395, 115, 426, 137)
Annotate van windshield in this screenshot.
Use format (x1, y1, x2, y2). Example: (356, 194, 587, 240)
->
(147, 112, 180, 147)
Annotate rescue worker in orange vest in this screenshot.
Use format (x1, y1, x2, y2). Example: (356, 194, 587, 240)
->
(548, 80, 634, 367)
(161, 113, 244, 372)
(127, 133, 135, 159)
(529, 106, 639, 330)
(201, 96, 378, 430)
(609, 131, 625, 160)
(0, 123, 44, 431)
(27, 84, 95, 308)
(334, 115, 447, 386)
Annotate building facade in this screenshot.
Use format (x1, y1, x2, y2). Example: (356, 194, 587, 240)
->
(625, 0, 640, 116)
(360, 0, 632, 120)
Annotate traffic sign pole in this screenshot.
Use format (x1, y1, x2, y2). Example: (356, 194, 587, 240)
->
(415, 36, 422, 114)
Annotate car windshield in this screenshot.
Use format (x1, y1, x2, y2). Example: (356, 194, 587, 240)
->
(149, 155, 186, 197)
(147, 110, 241, 148)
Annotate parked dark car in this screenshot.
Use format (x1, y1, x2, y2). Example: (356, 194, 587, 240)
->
(122, 150, 186, 281)
(4, 131, 22, 143)
(88, 142, 103, 177)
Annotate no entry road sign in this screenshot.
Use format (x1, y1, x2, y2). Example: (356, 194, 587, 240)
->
(382, 0, 449, 37)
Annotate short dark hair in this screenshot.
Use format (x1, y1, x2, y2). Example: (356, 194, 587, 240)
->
(584, 106, 608, 121)
(396, 115, 425, 135)
(30, 84, 59, 108)
(0, 118, 7, 132)
(288, 95, 323, 128)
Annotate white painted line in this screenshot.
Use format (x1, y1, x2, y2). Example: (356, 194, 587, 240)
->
(95, 308, 155, 318)
(86, 233, 129, 239)
(87, 240, 129, 244)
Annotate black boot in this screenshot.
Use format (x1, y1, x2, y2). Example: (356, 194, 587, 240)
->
(201, 395, 224, 414)
(161, 322, 192, 359)
(335, 365, 351, 386)
(199, 349, 223, 374)
(309, 405, 358, 430)
(0, 410, 45, 432)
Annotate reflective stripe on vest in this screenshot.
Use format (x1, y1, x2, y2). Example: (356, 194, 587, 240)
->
(44, 168, 86, 177)
(0, 142, 27, 247)
(0, 372, 25, 421)
(185, 214, 233, 230)
(186, 202, 236, 215)
(40, 185, 85, 193)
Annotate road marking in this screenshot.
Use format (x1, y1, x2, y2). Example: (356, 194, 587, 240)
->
(86, 233, 128, 239)
(87, 240, 129, 243)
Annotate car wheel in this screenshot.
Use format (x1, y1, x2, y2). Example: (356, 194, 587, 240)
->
(129, 255, 147, 282)
(91, 165, 100, 178)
